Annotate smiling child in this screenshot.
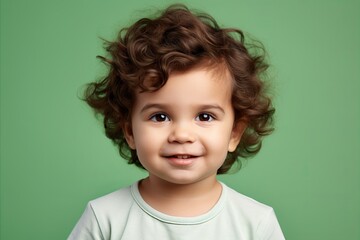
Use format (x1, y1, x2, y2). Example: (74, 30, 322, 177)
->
(68, 4, 285, 240)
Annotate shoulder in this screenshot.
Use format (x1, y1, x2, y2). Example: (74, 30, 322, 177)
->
(223, 183, 272, 213)
(88, 183, 137, 235)
(223, 183, 275, 221)
(89, 184, 134, 213)
(222, 183, 285, 239)
(68, 184, 137, 240)
(87, 183, 138, 230)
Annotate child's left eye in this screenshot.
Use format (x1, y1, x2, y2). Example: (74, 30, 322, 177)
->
(196, 113, 214, 122)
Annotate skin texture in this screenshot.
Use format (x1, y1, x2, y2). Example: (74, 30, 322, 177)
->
(124, 67, 246, 216)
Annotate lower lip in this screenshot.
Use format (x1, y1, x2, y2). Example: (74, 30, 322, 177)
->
(166, 157, 197, 167)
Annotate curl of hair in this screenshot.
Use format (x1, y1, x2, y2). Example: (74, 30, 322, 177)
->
(85, 4, 275, 174)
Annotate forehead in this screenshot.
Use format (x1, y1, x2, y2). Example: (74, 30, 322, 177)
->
(134, 66, 233, 109)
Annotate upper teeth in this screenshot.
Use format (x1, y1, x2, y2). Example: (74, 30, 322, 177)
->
(176, 155, 190, 159)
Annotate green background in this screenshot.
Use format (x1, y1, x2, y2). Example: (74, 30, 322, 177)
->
(1, 0, 359, 239)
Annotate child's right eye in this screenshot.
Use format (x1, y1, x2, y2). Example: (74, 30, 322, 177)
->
(150, 113, 170, 122)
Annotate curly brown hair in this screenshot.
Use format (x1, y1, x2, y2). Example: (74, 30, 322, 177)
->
(84, 4, 275, 174)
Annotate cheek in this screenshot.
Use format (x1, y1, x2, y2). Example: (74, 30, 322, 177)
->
(204, 130, 233, 155)
(131, 138, 154, 169)
(132, 125, 164, 155)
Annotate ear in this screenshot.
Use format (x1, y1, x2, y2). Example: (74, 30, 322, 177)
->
(228, 121, 247, 152)
(123, 123, 136, 150)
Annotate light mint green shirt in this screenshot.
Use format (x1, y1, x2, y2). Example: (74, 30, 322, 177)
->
(68, 181, 285, 240)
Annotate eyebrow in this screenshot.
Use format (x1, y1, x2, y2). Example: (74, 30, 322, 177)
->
(140, 103, 225, 114)
(140, 103, 168, 113)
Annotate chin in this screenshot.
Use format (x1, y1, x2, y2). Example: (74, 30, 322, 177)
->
(161, 174, 215, 186)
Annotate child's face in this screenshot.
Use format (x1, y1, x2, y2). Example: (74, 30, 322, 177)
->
(125, 67, 245, 185)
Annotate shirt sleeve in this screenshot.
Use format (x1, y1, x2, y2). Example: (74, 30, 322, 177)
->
(257, 208, 285, 240)
(67, 203, 104, 240)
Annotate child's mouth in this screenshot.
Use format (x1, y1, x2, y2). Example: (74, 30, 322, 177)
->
(165, 154, 198, 166)
(171, 155, 194, 159)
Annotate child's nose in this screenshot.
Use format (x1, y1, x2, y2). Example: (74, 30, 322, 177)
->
(168, 122, 196, 143)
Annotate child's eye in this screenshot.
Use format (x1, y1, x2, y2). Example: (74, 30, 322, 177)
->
(150, 113, 170, 122)
(196, 113, 215, 122)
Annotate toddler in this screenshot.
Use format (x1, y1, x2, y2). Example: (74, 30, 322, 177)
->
(69, 4, 285, 240)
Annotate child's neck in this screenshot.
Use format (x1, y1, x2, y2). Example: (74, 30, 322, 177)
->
(138, 176, 222, 217)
